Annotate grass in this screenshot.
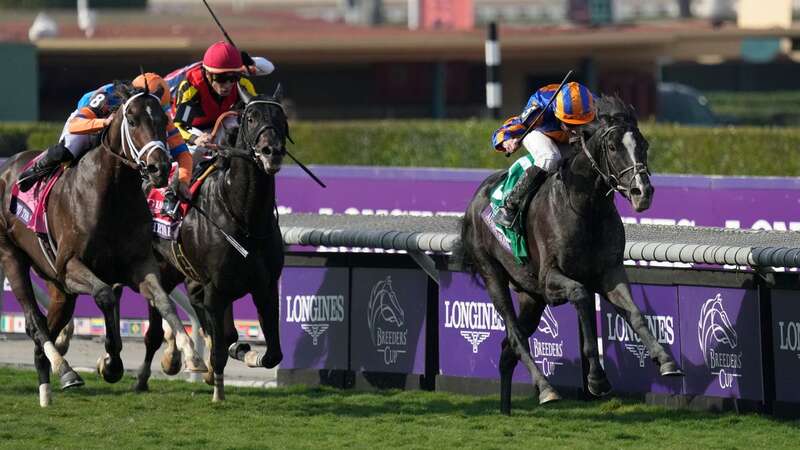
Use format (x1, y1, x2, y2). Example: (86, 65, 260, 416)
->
(1, 367, 799, 449)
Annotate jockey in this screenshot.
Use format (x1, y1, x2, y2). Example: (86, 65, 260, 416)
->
(165, 54, 274, 100)
(17, 73, 193, 210)
(171, 41, 259, 152)
(491, 81, 597, 227)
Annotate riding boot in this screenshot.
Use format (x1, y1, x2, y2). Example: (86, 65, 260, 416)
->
(494, 166, 548, 228)
(161, 188, 182, 220)
(17, 143, 73, 192)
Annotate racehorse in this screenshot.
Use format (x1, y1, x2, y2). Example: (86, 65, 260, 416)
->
(460, 95, 683, 414)
(0, 82, 206, 407)
(133, 85, 287, 402)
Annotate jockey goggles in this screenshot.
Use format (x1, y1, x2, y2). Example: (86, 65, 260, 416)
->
(211, 72, 241, 84)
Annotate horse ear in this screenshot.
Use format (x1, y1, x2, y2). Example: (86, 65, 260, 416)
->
(238, 83, 253, 104)
(273, 83, 284, 102)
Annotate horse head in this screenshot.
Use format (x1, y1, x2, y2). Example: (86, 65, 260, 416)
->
(106, 82, 171, 187)
(580, 95, 653, 212)
(236, 83, 289, 175)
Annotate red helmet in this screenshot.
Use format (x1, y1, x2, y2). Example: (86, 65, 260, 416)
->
(202, 41, 245, 74)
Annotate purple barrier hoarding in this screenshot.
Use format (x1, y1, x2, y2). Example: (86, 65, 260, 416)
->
(350, 268, 427, 374)
(279, 267, 349, 370)
(600, 284, 683, 395)
(771, 289, 800, 403)
(679, 286, 763, 400)
(277, 166, 800, 231)
(438, 271, 583, 389)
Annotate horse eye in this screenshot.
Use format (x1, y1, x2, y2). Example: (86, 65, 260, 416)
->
(127, 117, 136, 126)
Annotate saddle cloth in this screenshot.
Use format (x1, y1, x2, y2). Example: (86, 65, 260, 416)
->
(485, 154, 536, 265)
(9, 154, 65, 234)
(146, 161, 214, 240)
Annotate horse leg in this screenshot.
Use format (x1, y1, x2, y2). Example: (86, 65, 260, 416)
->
(499, 291, 548, 415)
(230, 277, 282, 369)
(602, 267, 683, 376)
(48, 282, 76, 357)
(544, 267, 611, 397)
(132, 304, 164, 392)
(480, 265, 557, 410)
(42, 283, 78, 401)
(63, 258, 124, 383)
(199, 287, 229, 402)
(133, 270, 207, 373)
(0, 251, 81, 404)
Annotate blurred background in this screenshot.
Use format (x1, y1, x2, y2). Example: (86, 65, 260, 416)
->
(2, 0, 800, 174)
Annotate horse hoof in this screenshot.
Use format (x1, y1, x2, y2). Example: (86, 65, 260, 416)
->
(660, 361, 684, 377)
(160, 351, 183, 376)
(60, 371, 84, 390)
(261, 351, 283, 369)
(588, 376, 613, 397)
(97, 356, 124, 384)
(228, 342, 251, 360)
(203, 370, 215, 386)
(132, 379, 149, 393)
(538, 388, 561, 404)
(185, 355, 209, 373)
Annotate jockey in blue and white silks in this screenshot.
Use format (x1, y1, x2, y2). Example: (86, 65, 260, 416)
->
(490, 82, 598, 228)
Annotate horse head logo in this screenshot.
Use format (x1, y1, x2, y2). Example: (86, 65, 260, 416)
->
(367, 276, 405, 346)
(697, 293, 738, 364)
(536, 306, 559, 339)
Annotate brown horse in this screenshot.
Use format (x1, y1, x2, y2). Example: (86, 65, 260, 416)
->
(460, 95, 682, 414)
(133, 86, 287, 401)
(0, 82, 205, 407)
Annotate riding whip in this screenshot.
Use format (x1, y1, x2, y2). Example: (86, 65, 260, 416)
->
(286, 149, 326, 188)
(201, 0, 238, 48)
(504, 70, 573, 157)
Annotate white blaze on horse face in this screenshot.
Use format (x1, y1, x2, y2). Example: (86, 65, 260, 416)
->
(622, 131, 638, 165)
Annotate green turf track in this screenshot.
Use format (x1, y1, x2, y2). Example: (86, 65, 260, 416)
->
(1, 367, 798, 449)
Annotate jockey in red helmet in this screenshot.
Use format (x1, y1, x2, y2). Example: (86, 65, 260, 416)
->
(17, 73, 192, 198)
(171, 41, 259, 151)
(491, 81, 597, 228)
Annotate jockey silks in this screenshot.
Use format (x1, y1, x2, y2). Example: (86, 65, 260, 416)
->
(172, 64, 257, 142)
(491, 83, 598, 151)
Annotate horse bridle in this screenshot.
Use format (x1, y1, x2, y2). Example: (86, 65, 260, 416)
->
(102, 92, 169, 179)
(206, 99, 288, 242)
(239, 99, 288, 163)
(578, 123, 650, 197)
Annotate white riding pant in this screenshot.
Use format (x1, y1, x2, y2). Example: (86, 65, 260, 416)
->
(58, 111, 95, 158)
(522, 130, 564, 173)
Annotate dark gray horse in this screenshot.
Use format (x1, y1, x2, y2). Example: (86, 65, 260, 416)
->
(460, 95, 682, 414)
(133, 85, 287, 402)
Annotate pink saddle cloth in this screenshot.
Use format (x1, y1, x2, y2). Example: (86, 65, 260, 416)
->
(146, 163, 200, 240)
(9, 154, 65, 234)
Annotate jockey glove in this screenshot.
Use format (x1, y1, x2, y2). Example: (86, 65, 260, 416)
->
(240, 51, 255, 67)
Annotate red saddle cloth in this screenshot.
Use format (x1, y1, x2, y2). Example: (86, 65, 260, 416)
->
(146, 163, 205, 240)
(9, 154, 65, 234)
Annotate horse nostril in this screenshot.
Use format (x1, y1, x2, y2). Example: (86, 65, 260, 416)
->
(147, 165, 159, 174)
(630, 187, 642, 197)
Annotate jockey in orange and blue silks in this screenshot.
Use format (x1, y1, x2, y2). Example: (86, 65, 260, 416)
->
(17, 73, 193, 198)
(490, 82, 597, 228)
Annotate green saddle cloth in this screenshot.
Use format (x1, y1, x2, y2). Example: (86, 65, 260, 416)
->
(489, 153, 536, 265)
